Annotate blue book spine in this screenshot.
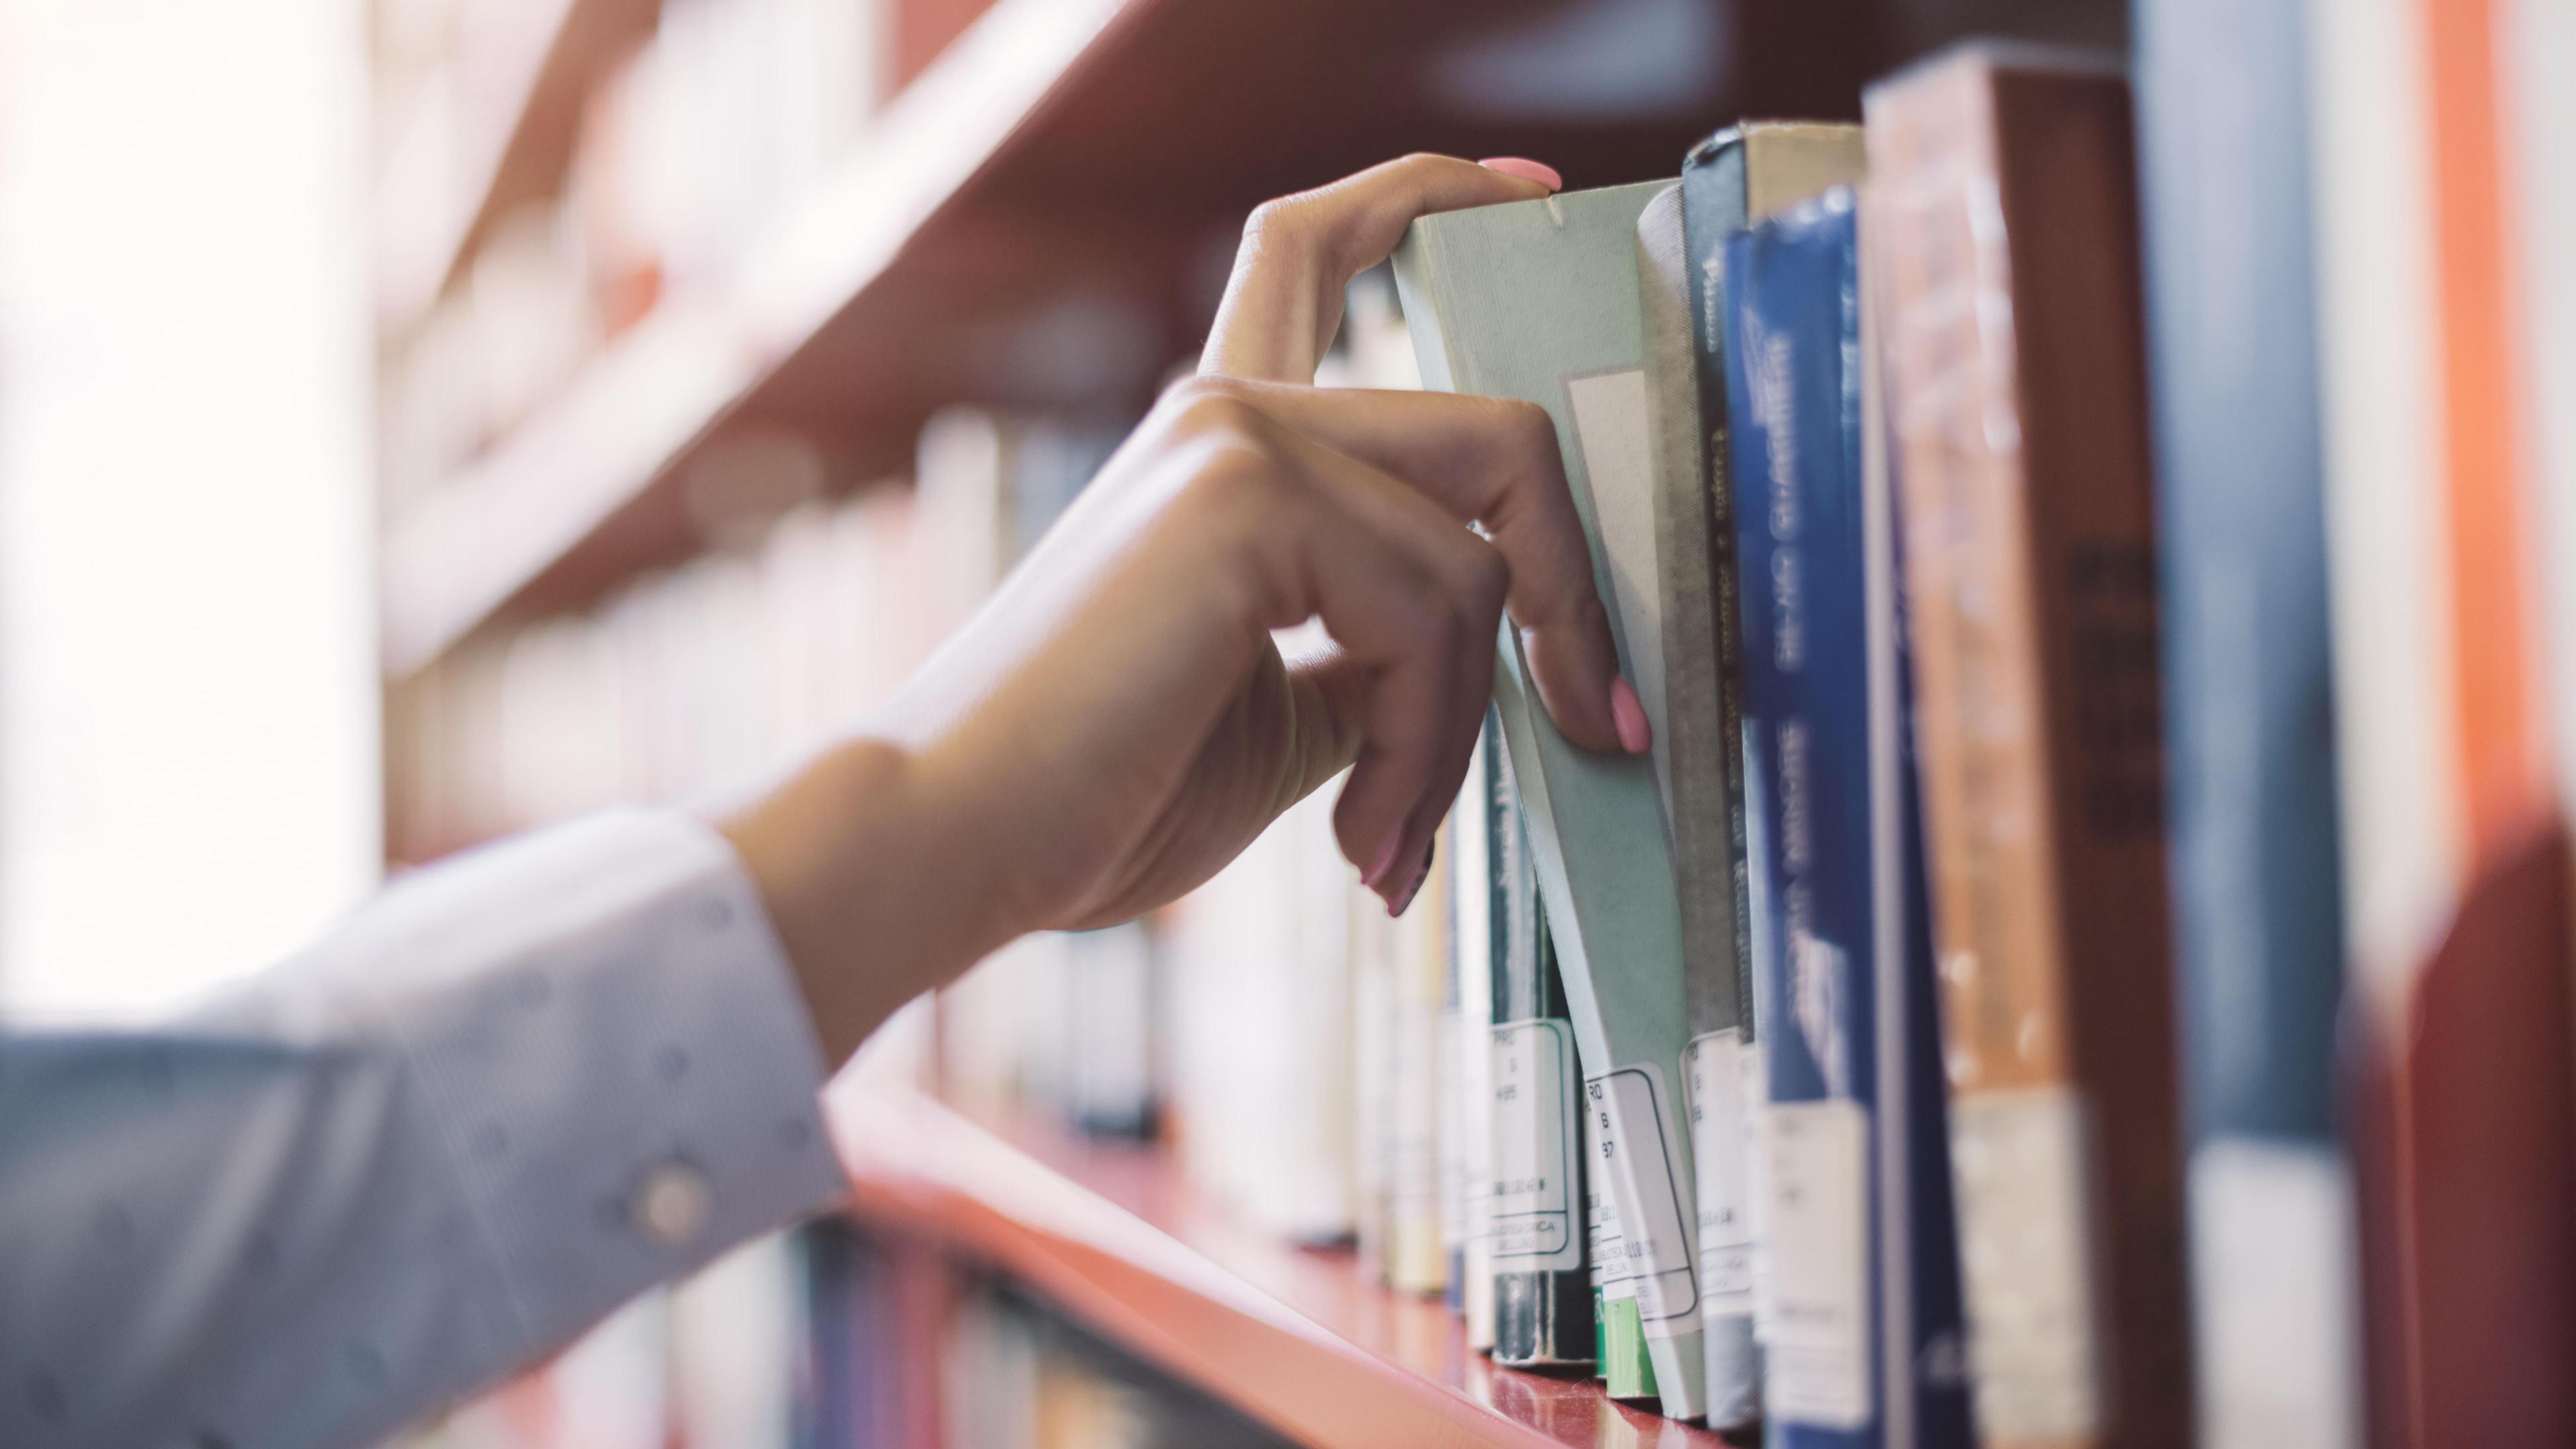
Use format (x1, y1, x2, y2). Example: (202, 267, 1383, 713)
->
(2137, 0, 2359, 1441)
(1725, 191, 1970, 1449)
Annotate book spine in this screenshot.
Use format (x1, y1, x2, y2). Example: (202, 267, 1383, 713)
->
(1452, 729, 1500, 1349)
(1862, 189, 1977, 1449)
(1866, 50, 2190, 1449)
(1487, 735, 1596, 1370)
(1389, 817, 1452, 1295)
(1724, 194, 1882, 1446)
(2133, 1, 2361, 1445)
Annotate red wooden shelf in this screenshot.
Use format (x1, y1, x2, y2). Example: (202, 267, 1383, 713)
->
(824, 1080, 1741, 1449)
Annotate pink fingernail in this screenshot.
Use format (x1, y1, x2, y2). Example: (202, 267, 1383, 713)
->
(1362, 829, 1405, 890)
(1609, 676, 1652, 755)
(1479, 156, 1563, 192)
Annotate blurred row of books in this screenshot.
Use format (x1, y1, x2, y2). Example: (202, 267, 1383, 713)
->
(379, 0, 2576, 1446)
(372, 0, 998, 516)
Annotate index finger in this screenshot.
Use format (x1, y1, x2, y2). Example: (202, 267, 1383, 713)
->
(1199, 154, 1560, 384)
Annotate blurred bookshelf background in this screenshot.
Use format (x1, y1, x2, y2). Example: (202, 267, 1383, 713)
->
(5, 0, 2572, 1445)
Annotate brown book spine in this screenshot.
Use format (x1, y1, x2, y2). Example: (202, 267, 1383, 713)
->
(1866, 47, 2190, 1449)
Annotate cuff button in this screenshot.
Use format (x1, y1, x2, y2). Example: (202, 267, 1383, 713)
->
(629, 1159, 713, 1247)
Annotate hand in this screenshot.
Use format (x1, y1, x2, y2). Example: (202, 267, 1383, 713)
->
(717, 154, 1644, 1065)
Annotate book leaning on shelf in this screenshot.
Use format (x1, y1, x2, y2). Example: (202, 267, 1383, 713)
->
(1720, 185, 1972, 1449)
(1395, 180, 1708, 1421)
(1866, 44, 2192, 1449)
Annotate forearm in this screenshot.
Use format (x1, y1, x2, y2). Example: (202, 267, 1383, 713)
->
(708, 735, 1026, 1067)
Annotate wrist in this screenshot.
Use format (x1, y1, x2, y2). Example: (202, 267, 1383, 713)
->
(710, 735, 1020, 1067)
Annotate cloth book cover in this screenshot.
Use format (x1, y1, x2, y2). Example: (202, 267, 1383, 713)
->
(2133, 0, 2360, 1444)
(1865, 44, 2191, 1449)
(1395, 180, 1707, 1420)
(1721, 188, 1972, 1449)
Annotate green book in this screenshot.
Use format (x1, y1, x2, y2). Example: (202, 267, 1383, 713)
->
(1396, 180, 1707, 1423)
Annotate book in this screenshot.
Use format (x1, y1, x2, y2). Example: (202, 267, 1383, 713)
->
(1395, 180, 1708, 1421)
(1864, 44, 2192, 1449)
(2306, 0, 2576, 1440)
(2131, 1, 2361, 1444)
(1656, 119, 1867, 1432)
(1721, 186, 1973, 1449)
(1388, 816, 1452, 1295)
(1487, 735, 1596, 1371)
(1449, 728, 1500, 1350)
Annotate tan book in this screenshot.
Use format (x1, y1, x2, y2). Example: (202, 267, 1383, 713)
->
(1864, 44, 2191, 1449)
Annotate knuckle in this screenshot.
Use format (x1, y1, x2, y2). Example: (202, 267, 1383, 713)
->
(1164, 380, 1267, 442)
(1493, 397, 1558, 458)
(1242, 195, 1313, 253)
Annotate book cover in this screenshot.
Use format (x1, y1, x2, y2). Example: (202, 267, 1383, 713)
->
(1395, 180, 1707, 1421)
(1866, 44, 2192, 1449)
(1485, 733, 1597, 1371)
(1723, 188, 1972, 1449)
(1658, 120, 1866, 1432)
(2133, 1, 2361, 1444)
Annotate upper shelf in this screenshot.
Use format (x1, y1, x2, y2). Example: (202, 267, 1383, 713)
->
(378, 0, 2125, 677)
(824, 1079, 1739, 1449)
(376, 0, 663, 331)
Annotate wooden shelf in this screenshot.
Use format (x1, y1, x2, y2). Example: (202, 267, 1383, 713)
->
(379, 0, 2127, 676)
(824, 1080, 1742, 1449)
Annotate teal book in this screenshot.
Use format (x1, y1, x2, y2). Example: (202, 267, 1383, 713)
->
(1396, 180, 1707, 1422)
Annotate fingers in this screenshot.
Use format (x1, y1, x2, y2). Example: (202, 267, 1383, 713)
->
(1200, 154, 1558, 384)
(1165, 388, 1505, 912)
(1195, 382, 1631, 754)
(1254, 421, 1507, 908)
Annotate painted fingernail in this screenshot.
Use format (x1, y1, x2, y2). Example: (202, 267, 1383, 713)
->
(1479, 156, 1563, 192)
(1610, 676, 1652, 755)
(1362, 828, 1405, 890)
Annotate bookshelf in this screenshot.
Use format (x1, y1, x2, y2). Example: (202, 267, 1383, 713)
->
(827, 1079, 1735, 1449)
(375, 0, 2123, 676)
(371, 0, 2142, 1442)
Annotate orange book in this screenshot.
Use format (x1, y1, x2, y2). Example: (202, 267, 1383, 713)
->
(1865, 46, 2190, 1449)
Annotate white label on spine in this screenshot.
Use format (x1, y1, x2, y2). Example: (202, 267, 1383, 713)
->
(1587, 1063, 1701, 1336)
(1743, 1040, 1778, 1342)
(1766, 1097, 1871, 1428)
(1489, 1018, 1583, 1272)
(1949, 1087, 2106, 1442)
(1686, 1030, 1756, 1315)
(2191, 1136, 2359, 1449)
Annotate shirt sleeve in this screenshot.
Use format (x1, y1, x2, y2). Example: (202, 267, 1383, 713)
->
(0, 808, 851, 1449)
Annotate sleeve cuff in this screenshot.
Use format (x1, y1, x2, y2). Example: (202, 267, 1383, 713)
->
(335, 808, 849, 1358)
